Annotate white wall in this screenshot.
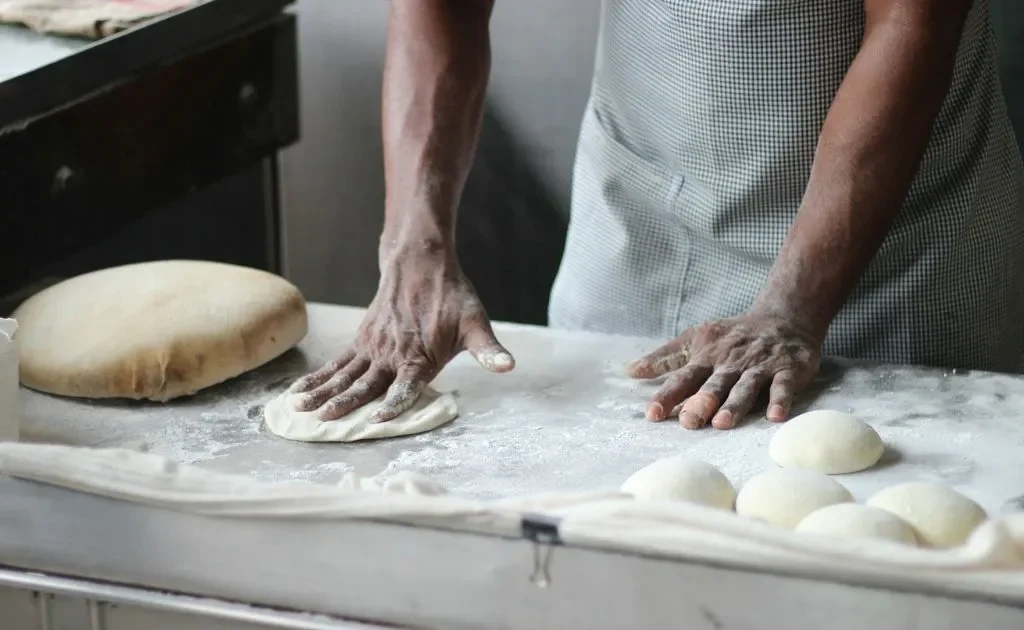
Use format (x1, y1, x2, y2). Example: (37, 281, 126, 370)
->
(280, 1, 600, 306)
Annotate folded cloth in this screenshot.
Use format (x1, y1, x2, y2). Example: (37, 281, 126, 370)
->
(2, 441, 1024, 598)
(0, 0, 199, 39)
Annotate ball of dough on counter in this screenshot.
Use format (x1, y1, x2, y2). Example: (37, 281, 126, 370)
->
(769, 409, 884, 474)
(735, 469, 853, 528)
(621, 457, 736, 510)
(866, 482, 987, 548)
(795, 503, 918, 546)
(13, 260, 307, 402)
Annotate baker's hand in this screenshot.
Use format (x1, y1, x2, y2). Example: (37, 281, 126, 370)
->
(626, 313, 822, 430)
(288, 249, 514, 423)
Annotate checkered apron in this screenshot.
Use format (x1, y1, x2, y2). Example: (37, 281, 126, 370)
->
(549, 0, 1024, 372)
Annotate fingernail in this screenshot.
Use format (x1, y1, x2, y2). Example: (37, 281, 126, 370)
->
(318, 398, 351, 421)
(646, 403, 665, 422)
(478, 350, 515, 371)
(768, 404, 786, 422)
(679, 412, 705, 430)
(712, 411, 734, 430)
(492, 352, 514, 369)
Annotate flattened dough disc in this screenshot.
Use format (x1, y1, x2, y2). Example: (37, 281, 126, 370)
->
(263, 389, 459, 443)
(13, 260, 308, 402)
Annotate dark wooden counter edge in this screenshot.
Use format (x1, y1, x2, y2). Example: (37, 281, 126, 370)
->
(0, 14, 300, 296)
(0, 0, 295, 130)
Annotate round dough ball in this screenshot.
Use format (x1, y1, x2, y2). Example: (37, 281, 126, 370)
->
(735, 469, 853, 529)
(13, 260, 307, 402)
(621, 457, 736, 510)
(769, 409, 884, 474)
(796, 503, 918, 546)
(866, 482, 987, 548)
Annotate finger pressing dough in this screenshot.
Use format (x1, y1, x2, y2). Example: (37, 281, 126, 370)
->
(13, 260, 307, 402)
(769, 409, 884, 474)
(263, 389, 458, 443)
(620, 457, 736, 510)
(866, 482, 987, 548)
(614, 456, 737, 510)
(796, 503, 918, 546)
(735, 469, 853, 529)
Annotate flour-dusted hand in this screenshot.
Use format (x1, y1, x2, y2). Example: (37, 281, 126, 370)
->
(627, 313, 821, 430)
(288, 248, 514, 423)
(290, 2, 505, 422)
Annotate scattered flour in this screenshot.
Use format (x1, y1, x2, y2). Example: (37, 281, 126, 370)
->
(13, 323, 1024, 512)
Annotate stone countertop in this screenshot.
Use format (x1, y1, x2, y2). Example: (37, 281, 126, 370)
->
(17, 304, 1024, 513)
(0, 24, 88, 83)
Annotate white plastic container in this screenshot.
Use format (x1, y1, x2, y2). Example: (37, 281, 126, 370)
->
(0, 318, 19, 442)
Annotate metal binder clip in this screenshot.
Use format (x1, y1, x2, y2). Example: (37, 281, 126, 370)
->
(522, 514, 562, 588)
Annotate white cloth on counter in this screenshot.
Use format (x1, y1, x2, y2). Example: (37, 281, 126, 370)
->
(0, 442, 1022, 600)
(0, 442, 504, 522)
(0, 320, 18, 442)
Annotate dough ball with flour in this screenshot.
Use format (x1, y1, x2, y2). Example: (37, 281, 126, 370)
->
(866, 482, 987, 548)
(620, 457, 736, 509)
(796, 503, 918, 546)
(735, 469, 853, 528)
(769, 409, 884, 474)
(13, 261, 307, 402)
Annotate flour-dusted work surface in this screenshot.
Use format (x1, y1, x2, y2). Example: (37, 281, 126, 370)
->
(17, 304, 1024, 513)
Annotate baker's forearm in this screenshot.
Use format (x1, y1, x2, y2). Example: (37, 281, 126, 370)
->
(381, 0, 494, 259)
(755, 0, 972, 339)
